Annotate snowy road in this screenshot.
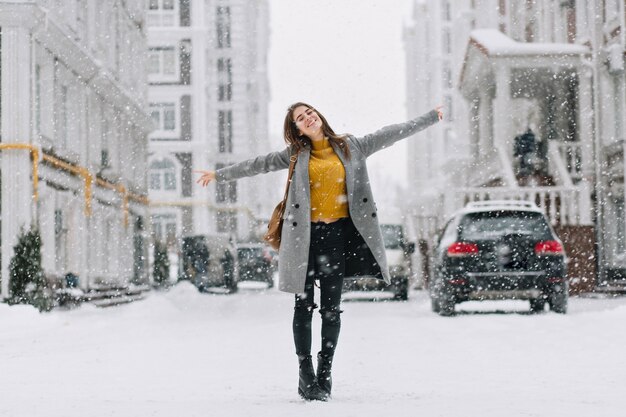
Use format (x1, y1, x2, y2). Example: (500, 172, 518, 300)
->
(1, 281, 625, 417)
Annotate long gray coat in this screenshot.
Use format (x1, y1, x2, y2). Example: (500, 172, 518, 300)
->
(215, 109, 440, 293)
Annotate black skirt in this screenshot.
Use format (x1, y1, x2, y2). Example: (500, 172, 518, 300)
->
(343, 217, 384, 280)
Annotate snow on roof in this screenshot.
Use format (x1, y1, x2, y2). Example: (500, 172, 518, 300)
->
(457, 200, 544, 215)
(470, 29, 589, 57)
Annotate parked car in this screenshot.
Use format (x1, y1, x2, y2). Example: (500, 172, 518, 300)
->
(343, 223, 415, 300)
(179, 234, 238, 293)
(430, 200, 568, 315)
(236, 243, 274, 287)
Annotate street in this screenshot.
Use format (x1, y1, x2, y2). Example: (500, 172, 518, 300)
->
(1, 281, 625, 417)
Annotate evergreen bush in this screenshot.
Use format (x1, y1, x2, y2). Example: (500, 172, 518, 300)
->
(8, 227, 53, 311)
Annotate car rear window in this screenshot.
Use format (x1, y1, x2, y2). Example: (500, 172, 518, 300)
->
(459, 211, 552, 241)
(380, 224, 404, 249)
(238, 248, 263, 259)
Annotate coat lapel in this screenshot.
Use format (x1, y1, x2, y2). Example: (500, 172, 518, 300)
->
(330, 141, 353, 202)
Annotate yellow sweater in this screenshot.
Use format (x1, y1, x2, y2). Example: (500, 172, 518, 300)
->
(309, 138, 349, 221)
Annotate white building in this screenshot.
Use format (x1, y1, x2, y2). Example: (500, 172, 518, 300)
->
(404, 0, 625, 289)
(0, 0, 153, 298)
(146, 0, 271, 250)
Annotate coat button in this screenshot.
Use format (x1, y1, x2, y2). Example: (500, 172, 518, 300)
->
(293, 222, 298, 226)
(295, 204, 300, 208)
(363, 198, 368, 202)
(372, 213, 376, 218)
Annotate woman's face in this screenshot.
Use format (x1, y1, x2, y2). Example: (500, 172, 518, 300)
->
(292, 105, 323, 138)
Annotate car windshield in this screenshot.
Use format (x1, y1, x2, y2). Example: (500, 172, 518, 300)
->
(380, 225, 403, 249)
(459, 211, 552, 241)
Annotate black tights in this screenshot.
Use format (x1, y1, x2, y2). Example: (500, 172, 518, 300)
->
(293, 219, 347, 358)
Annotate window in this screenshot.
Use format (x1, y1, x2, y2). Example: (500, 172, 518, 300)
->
(616, 199, 625, 254)
(215, 163, 237, 203)
(149, 158, 178, 191)
(148, 47, 177, 80)
(35, 65, 41, 133)
(59, 85, 69, 148)
(217, 209, 237, 233)
(150, 103, 177, 131)
(218, 58, 232, 101)
(442, 63, 452, 89)
(152, 213, 178, 246)
(146, 0, 177, 26)
(217, 6, 231, 48)
(218, 110, 233, 153)
(101, 117, 110, 168)
(442, 28, 451, 54)
(441, 0, 451, 21)
(444, 95, 453, 121)
(54, 209, 66, 272)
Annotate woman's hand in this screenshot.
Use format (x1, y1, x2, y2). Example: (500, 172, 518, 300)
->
(194, 170, 216, 187)
(435, 105, 444, 121)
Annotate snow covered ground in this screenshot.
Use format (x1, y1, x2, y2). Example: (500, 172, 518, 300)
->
(1, 280, 625, 417)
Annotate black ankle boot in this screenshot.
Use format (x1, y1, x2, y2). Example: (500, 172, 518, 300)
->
(298, 355, 329, 401)
(317, 352, 333, 397)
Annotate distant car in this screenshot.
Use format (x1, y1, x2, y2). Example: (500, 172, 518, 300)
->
(236, 243, 274, 287)
(343, 223, 414, 300)
(180, 235, 238, 293)
(430, 200, 568, 315)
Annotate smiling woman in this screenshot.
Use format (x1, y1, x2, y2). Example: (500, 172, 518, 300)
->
(193, 0, 438, 404)
(194, 101, 441, 401)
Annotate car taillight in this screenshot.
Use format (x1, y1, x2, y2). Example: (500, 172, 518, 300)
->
(447, 242, 479, 257)
(535, 240, 564, 255)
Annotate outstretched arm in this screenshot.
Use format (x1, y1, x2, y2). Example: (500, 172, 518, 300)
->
(353, 107, 443, 157)
(195, 147, 291, 187)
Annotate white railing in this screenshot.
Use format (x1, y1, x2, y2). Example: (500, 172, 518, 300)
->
(447, 185, 592, 226)
(557, 142, 584, 181)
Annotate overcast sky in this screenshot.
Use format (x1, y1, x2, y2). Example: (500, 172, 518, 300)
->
(268, 0, 421, 210)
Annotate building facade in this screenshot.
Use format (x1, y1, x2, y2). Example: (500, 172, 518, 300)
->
(146, 0, 271, 252)
(0, 0, 152, 297)
(404, 0, 625, 288)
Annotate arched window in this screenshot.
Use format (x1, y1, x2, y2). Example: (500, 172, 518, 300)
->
(149, 158, 178, 191)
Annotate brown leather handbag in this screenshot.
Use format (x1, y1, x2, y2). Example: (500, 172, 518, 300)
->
(263, 152, 299, 250)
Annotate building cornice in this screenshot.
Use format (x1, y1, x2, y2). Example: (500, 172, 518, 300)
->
(0, 2, 154, 133)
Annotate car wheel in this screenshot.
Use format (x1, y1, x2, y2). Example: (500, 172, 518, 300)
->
(438, 295, 456, 316)
(393, 283, 408, 301)
(548, 292, 567, 314)
(529, 298, 546, 313)
(431, 297, 441, 313)
(393, 289, 408, 301)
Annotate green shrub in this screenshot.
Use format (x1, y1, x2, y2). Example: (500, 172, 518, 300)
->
(8, 227, 52, 311)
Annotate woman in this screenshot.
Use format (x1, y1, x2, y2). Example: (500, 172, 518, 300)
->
(196, 103, 442, 401)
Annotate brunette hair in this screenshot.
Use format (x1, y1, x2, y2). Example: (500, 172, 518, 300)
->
(283, 102, 351, 159)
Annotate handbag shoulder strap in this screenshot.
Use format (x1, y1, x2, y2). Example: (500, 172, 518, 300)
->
(281, 149, 299, 202)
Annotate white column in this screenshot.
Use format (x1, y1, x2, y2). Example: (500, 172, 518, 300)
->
(478, 89, 493, 152)
(469, 98, 480, 161)
(1, 26, 34, 298)
(38, 183, 56, 274)
(577, 68, 595, 181)
(492, 63, 512, 152)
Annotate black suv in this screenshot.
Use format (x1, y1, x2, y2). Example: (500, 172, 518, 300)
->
(236, 243, 274, 288)
(430, 201, 568, 315)
(180, 235, 238, 293)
